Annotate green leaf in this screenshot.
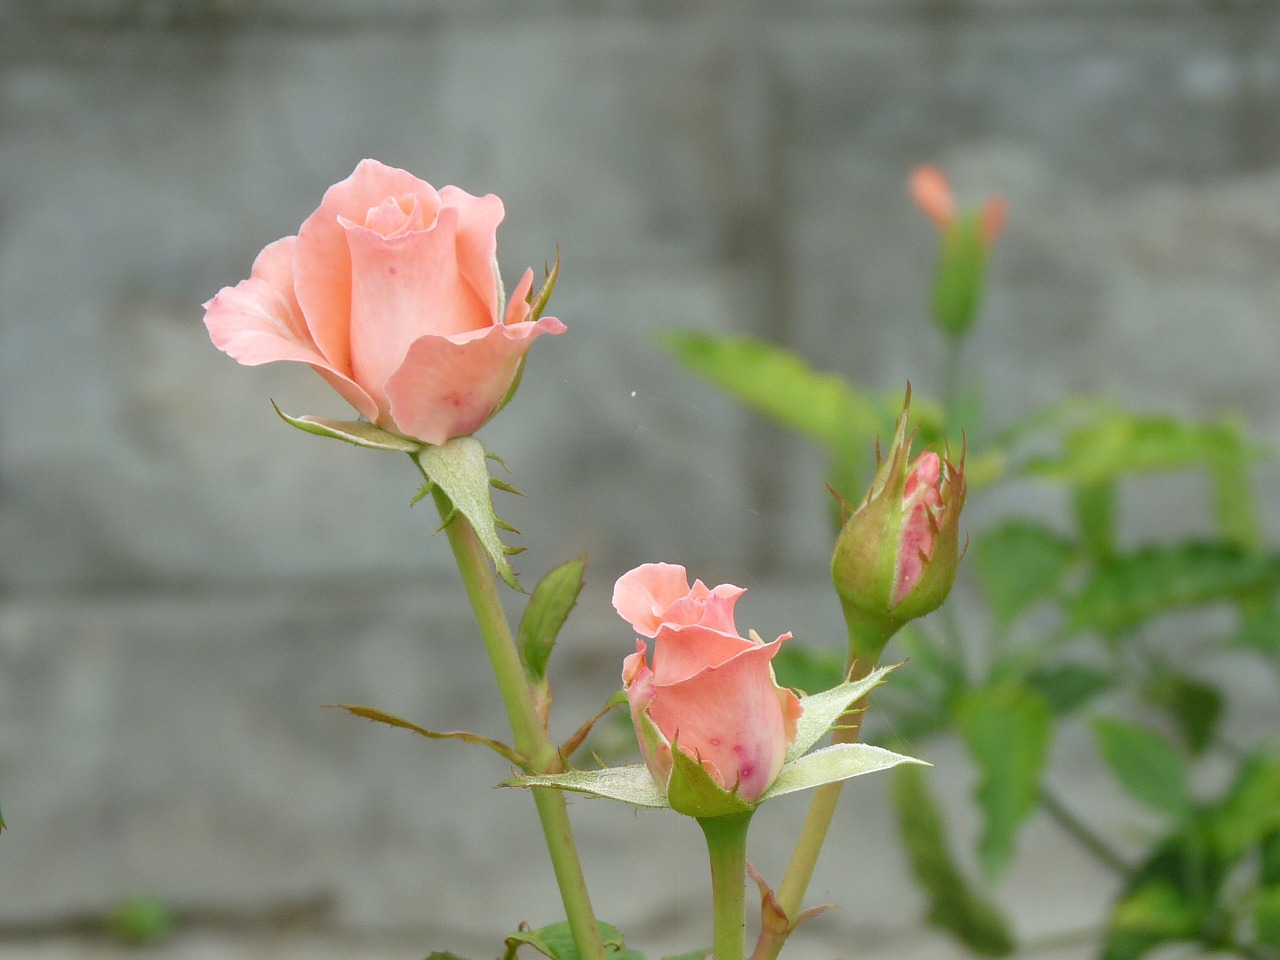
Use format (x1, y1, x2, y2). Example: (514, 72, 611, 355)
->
(416, 438, 521, 590)
(426, 952, 472, 960)
(505, 764, 668, 809)
(1024, 663, 1114, 715)
(786, 663, 898, 762)
(271, 402, 423, 452)
(957, 684, 1052, 879)
(1092, 718, 1191, 816)
(1102, 881, 1202, 960)
(331, 704, 528, 769)
(105, 896, 177, 946)
(972, 522, 1077, 628)
(1207, 753, 1280, 860)
(771, 643, 845, 696)
(1256, 887, 1280, 950)
(504, 920, 641, 960)
(661, 332, 884, 450)
(760, 743, 924, 800)
(1073, 482, 1116, 562)
(1027, 412, 1262, 486)
(518, 556, 587, 681)
(889, 764, 1016, 956)
(1263, 832, 1280, 886)
(1140, 672, 1223, 755)
(1067, 542, 1280, 635)
(1232, 606, 1280, 656)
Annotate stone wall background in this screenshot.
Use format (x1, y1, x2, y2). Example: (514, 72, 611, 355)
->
(2, 1, 1280, 957)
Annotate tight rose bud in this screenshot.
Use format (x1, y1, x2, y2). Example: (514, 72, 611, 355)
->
(614, 564, 802, 816)
(909, 164, 1006, 339)
(204, 159, 565, 446)
(831, 389, 966, 661)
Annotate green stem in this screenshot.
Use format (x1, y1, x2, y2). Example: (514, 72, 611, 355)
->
(942, 331, 964, 419)
(429, 485, 606, 960)
(762, 637, 884, 960)
(1039, 787, 1130, 876)
(700, 813, 754, 960)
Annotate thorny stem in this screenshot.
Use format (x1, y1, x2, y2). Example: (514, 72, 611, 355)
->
(429, 485, 606, 960)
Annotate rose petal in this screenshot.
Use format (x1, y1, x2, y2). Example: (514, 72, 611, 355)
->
(505, 269, 535, 326)
(382, 316, 566, 446)
(651, 622, 755, 686)
(294, 159, 443, 377)
(343, 207, 495, 415)
(612, 563, 694, 638)
(908, 165, 955, 230)
(648, 638, 793, 802)
(439, 185, 505, 320)
(203, 236, 378, 421)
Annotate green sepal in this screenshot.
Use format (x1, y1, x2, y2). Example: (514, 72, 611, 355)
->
(529, 249, 561, 322)
(665, 737, 754, 818)
(504, 764, 668, 809)
(519, 556, 587, 682)
(932, 212, 988, 338)
(786, 662, 898, 762)
(489, 252, 562, 424)
(272, 402, 423, 452)
(759, 742, 925, 801)
(415, 438, 521, 590)
(331, 704, 529, 770)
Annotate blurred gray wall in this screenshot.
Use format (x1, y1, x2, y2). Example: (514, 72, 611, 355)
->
(2, 1, 1280, 957)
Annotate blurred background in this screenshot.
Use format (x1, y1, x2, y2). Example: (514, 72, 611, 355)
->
(3, 1, 1280, 958)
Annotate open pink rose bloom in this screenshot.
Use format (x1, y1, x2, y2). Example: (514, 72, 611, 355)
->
(614, 563, 803, 803)
(203, 159, 565, 446)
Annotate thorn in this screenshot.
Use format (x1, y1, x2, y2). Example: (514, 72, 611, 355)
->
(490, 477, 526, 497)
(485, 451, 512, 473)
(503, 544, 529, 556)
(496, 518, 522, 535)
(409, 481, 435, 506)
(434, 509, 458, 533)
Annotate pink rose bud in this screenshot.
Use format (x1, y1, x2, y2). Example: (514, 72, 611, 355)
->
(909, 164, 1006, 338)
(203, 159, 565, 446)
(831, 388, 966, 660)
(615, 564, 802, 815)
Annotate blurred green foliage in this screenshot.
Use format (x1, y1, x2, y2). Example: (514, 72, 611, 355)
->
(665, 207, 1279, 960)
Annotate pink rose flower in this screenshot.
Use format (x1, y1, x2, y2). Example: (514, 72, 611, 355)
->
(615, 564, 802, 804)
(203, 159, 565, 446)
(909, 164, 1007, 247)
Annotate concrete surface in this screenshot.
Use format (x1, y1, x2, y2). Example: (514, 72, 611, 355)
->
(3, 1, 1280, 957)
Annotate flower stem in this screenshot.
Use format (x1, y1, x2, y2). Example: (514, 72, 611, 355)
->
(760, 625, 886, 960)
(699, 813, 754, 960)
(1039, 787, 1130, 876)
(430, 486, 606, 960)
